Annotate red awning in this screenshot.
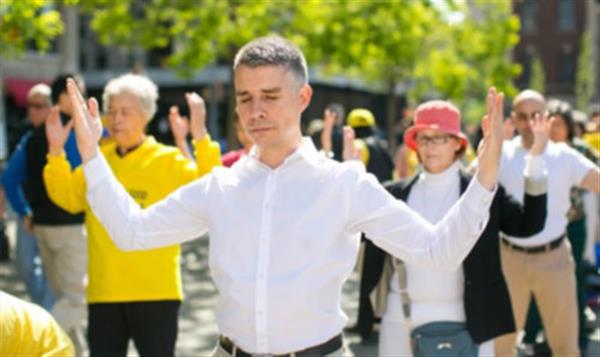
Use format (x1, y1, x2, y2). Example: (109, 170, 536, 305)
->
(4, 77, 51, 107)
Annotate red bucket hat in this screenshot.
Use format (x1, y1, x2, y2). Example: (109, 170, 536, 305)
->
(404, 100, 469, 151)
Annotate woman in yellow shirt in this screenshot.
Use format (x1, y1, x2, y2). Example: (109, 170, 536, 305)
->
(43, 74, 221, 357)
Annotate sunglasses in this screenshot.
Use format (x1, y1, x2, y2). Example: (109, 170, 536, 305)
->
(514, 111, 541, 122)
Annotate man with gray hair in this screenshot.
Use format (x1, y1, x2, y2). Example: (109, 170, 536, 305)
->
(2, 83, 54, 310)
(494, 89, 600, 356)
(67, 35, 505, 356)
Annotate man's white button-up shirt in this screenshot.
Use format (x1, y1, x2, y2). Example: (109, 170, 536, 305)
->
(83, 138, 494, 354)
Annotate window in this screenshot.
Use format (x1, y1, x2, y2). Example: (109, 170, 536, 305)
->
(558, 0, 576, 32)
(522, 0, 539, 33)
(558, 48, 576, 84)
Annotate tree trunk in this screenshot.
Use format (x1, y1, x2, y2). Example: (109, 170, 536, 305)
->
(386, 79, 397, 154)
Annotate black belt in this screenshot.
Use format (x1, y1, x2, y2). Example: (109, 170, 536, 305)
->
(218, 334, 343, 357)
(501, 234, 565, 254)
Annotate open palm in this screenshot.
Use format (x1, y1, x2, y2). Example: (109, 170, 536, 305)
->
(45, 106, 73, 156)
(67, 79, 103, 163)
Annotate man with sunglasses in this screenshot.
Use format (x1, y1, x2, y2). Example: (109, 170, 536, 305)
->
(2, 84, 55, 310)
(495, 89, 600, 356)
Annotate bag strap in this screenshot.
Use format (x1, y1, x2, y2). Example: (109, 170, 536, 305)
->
(391, 257, 411, 322)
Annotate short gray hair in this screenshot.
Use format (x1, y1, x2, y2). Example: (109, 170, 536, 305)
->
(513, 89, 545, 108)
(27, 83, 51, 103)
(233, 35, 308, 86)
(103, 73, 158, 122)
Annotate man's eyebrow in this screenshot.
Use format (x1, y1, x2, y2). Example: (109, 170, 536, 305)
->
(261, 87, 281, 94)
(236, 87, 282, 96)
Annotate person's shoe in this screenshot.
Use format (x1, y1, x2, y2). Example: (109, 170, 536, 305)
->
(343, 324, 360, 334)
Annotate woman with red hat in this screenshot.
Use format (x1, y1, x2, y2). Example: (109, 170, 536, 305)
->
(367, 100, 550, 356)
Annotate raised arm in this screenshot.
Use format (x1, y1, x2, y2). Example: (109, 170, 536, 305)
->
(168, 105, 193, 160)
(348, 88, 504, 270)
(66, 79, 210, 251)
(498, 110, 549, 237)
(44, 107, 87, 213)
(475, 87, 504, 191)
(580, 168, 600, 193)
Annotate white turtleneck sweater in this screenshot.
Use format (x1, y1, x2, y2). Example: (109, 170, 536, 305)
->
(387, 161, 466, 327)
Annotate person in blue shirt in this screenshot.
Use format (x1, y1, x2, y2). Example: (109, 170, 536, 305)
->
(2, 83, 56, 309)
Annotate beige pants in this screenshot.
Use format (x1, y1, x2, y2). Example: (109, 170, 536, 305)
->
(495, 239, 579, 356)
(211, 341, 351, 356)
(34, 224, 87, 353)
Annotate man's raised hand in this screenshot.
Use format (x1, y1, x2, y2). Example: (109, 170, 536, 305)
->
(476, 87, 504, 191)
(67, 79, 102, 163)
(186, 92, 207, 140)
(342, 126, 361, 162)
(530, 112, 550, 156)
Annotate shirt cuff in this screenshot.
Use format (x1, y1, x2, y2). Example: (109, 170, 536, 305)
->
(46, 152, 67, 163)
(83, 151, 110, 191)
(192, 133, 212, 149)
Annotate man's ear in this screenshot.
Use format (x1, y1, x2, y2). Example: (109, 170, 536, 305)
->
(298, 84, 313, 112)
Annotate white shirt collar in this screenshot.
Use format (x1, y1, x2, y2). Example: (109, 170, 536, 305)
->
(246, 137, 322, 171)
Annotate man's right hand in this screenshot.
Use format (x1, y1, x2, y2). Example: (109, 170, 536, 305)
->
(529, 113, 550, 156)
(45, 106, 73, 157)
(67, 79, 103, 163)
(320, 109, 335, 155)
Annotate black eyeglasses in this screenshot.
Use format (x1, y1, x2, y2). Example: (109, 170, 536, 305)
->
(515, 111, 541, 122)
(415, 134, 453, 146)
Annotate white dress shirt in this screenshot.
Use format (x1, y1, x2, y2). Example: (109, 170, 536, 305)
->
(83, 138, 494, 354)
(500, 137, 596, 246)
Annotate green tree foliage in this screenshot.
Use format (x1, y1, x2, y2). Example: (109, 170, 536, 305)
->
(529, 54, 546, 94)
(413, 0, 521, 125)
(81, 0, 305, 76)
(0, 0, 65, 57)
(2, 0, 522, 146)
(294, 0, 442, 147)
(575, 31, 595, 110)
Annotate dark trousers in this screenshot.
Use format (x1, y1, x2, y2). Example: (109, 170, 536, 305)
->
(356, 238, 386, 339)
(88, 300, 180, 357)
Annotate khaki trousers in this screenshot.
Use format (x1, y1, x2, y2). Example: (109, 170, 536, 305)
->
(34, 224, 87, 353)
(495, 239, 579, 356)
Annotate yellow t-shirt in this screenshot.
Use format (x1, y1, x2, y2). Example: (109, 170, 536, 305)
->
(584, 132, 600, 154)
(0, 291, 74, 356)
(43, 136, 221, 303)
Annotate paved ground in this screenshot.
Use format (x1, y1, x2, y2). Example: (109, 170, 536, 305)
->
(1, 218, 599, 356)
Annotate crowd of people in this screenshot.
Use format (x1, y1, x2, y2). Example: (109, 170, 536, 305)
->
(0, 35, 599, 357)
